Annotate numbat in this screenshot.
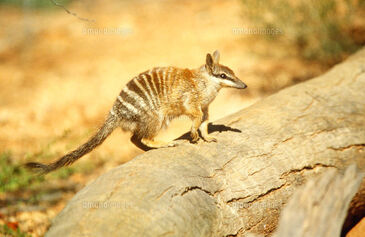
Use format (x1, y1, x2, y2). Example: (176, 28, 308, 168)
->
(26, 50, 247, 174)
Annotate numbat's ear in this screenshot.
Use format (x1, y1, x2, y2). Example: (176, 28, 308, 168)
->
(206, 53, 214, 71)
(212, 50, 220, 64)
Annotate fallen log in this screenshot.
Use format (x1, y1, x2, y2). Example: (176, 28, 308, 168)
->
(45, 48, 365, 237)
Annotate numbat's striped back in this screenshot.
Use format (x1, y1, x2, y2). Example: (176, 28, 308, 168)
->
(113, 67, 176, 119)
(25, 50, 247, 174)
(110, 66, 187, 138)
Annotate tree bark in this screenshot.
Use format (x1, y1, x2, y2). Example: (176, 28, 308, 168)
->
(45, 48, 365, 237)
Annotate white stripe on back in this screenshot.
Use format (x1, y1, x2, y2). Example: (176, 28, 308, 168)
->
(118, 95, 139, 115)
(164, 67, 173, 100)
(141, 73, 159, 108)
(123, 86, 148, 110)
(134, 78, 156, 110)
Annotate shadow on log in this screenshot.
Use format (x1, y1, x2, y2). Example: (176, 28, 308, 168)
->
(45, 48, 365, 237)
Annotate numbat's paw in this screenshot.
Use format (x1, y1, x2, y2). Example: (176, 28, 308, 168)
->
(191, 131, 200, 143)
(141, 138, 176, 149)
(163, 140, 181, 148)
(203, 135, 217, 143)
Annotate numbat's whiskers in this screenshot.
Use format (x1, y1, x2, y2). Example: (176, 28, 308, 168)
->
(25, 50, 247, 174)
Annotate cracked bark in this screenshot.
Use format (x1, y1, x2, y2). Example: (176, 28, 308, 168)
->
(180, 186, 213, 196)
(328, 144, 365, 151)
(46, 48, 365, 237)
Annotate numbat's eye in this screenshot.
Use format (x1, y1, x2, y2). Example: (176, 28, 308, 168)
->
(220, 74, 226, 79)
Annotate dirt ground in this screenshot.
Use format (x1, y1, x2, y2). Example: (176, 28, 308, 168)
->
(0, 0, 353, 236)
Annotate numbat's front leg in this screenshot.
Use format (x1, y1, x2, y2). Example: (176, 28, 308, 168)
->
(187, 107, 203, 143)
(199, 120, 217, 142)
(199, 108, 217, 142)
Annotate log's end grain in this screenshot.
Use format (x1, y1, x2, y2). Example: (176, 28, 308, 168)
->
(273, 165, 364, 237)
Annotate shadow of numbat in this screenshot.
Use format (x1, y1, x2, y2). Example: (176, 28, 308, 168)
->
(131, 123, 242, 151)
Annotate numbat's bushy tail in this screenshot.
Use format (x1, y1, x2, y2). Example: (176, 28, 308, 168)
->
(26, 50, 248, 174)
(25, 115, 118, 174)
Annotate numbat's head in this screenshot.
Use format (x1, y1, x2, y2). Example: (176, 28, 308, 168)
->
(205, 50, 247, 89)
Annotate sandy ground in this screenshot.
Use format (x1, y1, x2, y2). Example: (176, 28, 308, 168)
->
(0, 0, 343, 235)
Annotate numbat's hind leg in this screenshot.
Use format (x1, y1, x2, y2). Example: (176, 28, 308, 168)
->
(141, 138, 178, 148)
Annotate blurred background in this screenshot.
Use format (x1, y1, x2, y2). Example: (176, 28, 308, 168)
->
(0, 0, 364, 235)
